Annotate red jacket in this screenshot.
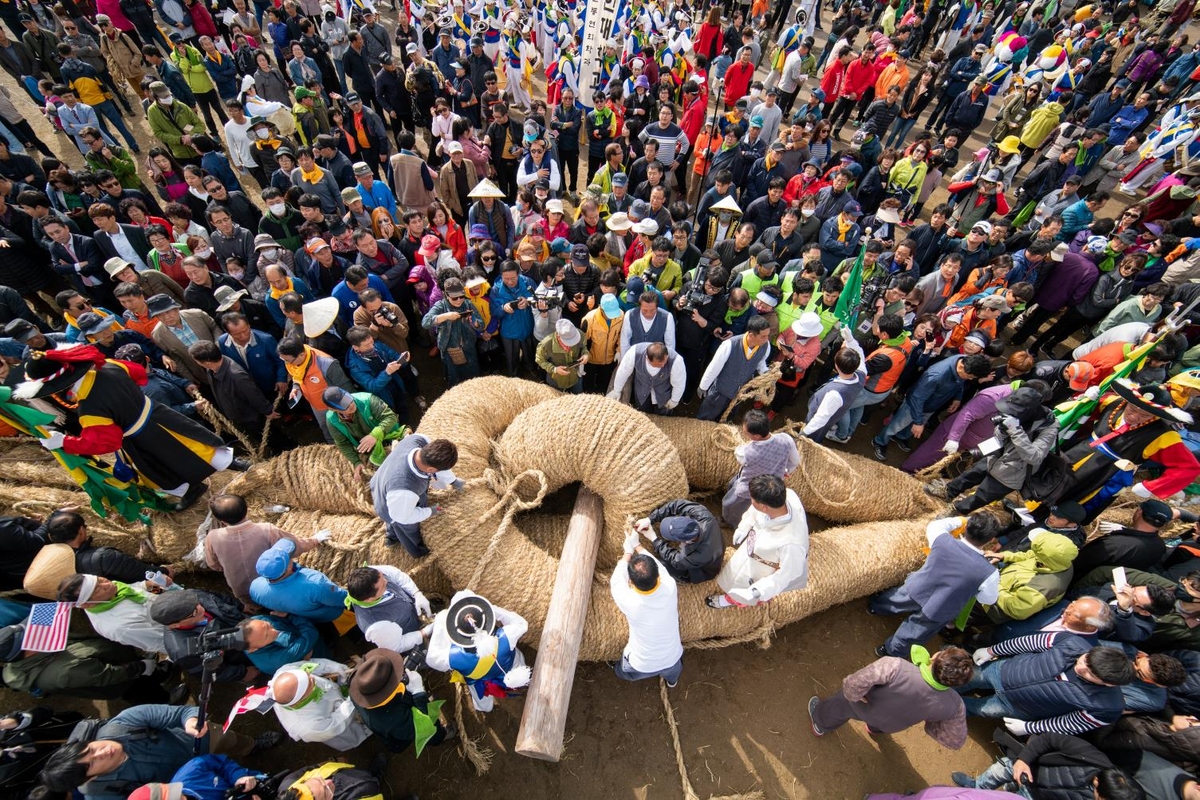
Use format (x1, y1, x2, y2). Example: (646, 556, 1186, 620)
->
(842, 56, 876, 100)
(681, 96, 706, 145)
(820, 60, 847, 100)
(724, 60, 755, 105)
(695, 22, 724, 60)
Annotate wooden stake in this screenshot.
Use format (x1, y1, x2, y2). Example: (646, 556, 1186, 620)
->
(514, 487, 604, 762)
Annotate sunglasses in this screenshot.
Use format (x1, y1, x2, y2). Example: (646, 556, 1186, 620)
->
(481, 255, 497, 262)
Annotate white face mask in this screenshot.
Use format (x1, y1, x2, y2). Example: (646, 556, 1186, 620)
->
(196, 248, 213, 259)
(261, 247, 278, 259)
(228, 266, 244, 280)
(254, 129, 271, 139)
(159, 95, 174, 106)
(801, 208, 815, 217)
(268, 203, 286, 216)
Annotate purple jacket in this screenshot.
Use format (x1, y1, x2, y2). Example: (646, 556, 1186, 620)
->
(1033, 252, 1099, 311)
(902, 383, 1015, 472)
(1127, 50, 1164, 82)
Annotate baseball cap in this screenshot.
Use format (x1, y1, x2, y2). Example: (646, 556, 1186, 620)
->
(660, 517, 700, 542)
(256, 538, 297, 580)
(1139, 499, 1173, 527)
(1064, 361, 1094, 391)
(842, 201, 863, 218)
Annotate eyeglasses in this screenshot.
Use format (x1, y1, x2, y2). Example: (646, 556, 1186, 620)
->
(530, 148, 544, 154)
(481, 255, 497, 262)
(1123, 211, 1140, 218)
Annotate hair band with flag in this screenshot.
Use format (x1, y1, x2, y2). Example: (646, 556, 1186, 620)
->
(22, 602, 71, 653)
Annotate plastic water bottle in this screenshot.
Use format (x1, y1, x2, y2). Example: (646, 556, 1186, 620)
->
(265, 504, 291, 514)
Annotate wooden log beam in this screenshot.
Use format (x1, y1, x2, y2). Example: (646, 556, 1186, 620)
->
(514, 487, 604, 762)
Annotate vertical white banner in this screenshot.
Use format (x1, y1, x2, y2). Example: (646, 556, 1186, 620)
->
(576, 0, 622, 106)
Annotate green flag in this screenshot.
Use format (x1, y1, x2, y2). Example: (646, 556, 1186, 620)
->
(833, 238, 867, 329)
(411, 699, 447, 757)
(1053, 339, 1160, 440)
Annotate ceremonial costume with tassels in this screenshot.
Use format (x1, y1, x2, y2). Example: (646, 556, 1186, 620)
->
(503, 31, 535, 108)
(268, 659, 372, 751)
(1058, 382, 1200, 517)
(425, 593, 530, 712)
(17, 347, 231, 497)
(281, 763, 383, 800)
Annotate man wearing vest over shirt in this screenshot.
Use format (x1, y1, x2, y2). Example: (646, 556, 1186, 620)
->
(830, 313, 914, 442)
(619, 291, 676, 358)
(696, 316, 772, 421)
(370, 434, 465, 557)
(608, 341, 686, 414)
(869, 512, 1003, 657)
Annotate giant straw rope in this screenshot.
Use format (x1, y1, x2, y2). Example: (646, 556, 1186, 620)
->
(0, 376, 946, 659)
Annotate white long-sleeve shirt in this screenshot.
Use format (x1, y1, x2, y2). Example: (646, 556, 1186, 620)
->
(223, 117, 255, 171)
(618, 308, 676, 357)
(608, 346, 687, 407)
(801, 336, 866, 436)
(360, 564, 426, 653)
(926, 517, 1000, 605)
(83, 581, 169, 654)
(698, 336, 770, 393)
(610, 553, 683, 673)
(271, 658, 371, 751)
(383, 449, 460, 526)
(516, 154, 562, 190)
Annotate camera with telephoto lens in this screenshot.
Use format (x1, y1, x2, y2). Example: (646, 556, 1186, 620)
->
(376, 305, 400, 325)
(678, 264, 714, 313)
(857, 274, 888, 315)
(536, 289, 563, 310)
(183, 625, 248, 661)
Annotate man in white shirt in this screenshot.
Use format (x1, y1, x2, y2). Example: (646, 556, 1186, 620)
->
(56, 573, 169, 654)
(611, 531, 683, 687)
(223, 100, 256, 178)
(608, 341, 686, 414)
(619, 292, 676, 357)
(268, 658, 372, 751)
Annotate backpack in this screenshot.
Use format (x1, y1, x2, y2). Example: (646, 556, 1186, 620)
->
(1020, 428, 1069, 504)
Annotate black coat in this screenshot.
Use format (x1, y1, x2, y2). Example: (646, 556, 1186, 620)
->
(161, 589, 251, 681)
(1002, 731, 1113, 800)
(74, 543, 163, 584)
(0, 515, 46, 591)
(647, 499, 724, 583)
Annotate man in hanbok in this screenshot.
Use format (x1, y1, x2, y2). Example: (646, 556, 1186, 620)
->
(424, 591, 531, 712)
(706, 475, 809, 609)
(267, 658, 372, 751)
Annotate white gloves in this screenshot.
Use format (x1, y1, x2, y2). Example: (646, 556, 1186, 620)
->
(972, 647, 996, 666)
(623, 529, 640, 555)
(1001, 415, 1022, 432)
(606, 390, 620, 401)
(38, 431, 65, 451)
(1082, 386, 1100, 401)
(405, 668, 425, 694)
(943, 440, 960, 455)
(733, 526, 750, 546)
(1004, 717, 1030, 736)
(1098, 520, 1126, 534)
(726, 587, 756, 606)
(141, 657, 158, 676)
(665, 399, 678, 410)
(633, 517, 652, 533)
(1131, 482, 1154, 500)
(313, 529, 332, 543)
(413, 591, 432, 618)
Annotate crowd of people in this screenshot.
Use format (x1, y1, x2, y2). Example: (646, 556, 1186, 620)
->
(3, 0, 1200, 795)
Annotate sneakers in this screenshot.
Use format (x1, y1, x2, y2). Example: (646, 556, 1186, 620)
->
(250, 731, 283, 754)
(705, 593, 731, 609)
(874, 644, 888, 657)
(951, 772, 976, 789)
(825, 431, 850, 444)
(665, 677, 678, 689)
(895, 438, 913, 453)
(924, 479, 948, 499)
(872, 443, 888, 461)
(807, 696, 826, 736)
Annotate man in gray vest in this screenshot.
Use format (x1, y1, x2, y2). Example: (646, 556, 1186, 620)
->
(345, 564, 431, 653)
(608, 341, 687, 414)
(869, 512, 1002, 658)
(696, 316, 772, 421)
(618, 291, 676, 358)
(370, 434, 464, 557)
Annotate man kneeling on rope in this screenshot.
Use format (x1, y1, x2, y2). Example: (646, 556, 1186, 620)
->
(371, 434, 464, 556)
(634, 499, 724, 583)
(323, 386, 406, 482)
(706, 474, 810, 609)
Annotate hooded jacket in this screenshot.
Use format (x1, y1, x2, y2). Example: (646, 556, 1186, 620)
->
(1020, 100, 1066, 149)
(985, 532, 1079, 623)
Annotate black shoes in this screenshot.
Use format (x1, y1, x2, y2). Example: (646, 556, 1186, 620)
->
(228, 456, 252, 472)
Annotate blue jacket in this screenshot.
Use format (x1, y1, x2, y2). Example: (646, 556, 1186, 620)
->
(243, 614, 323, 676)
(905, 355, 967, 424)
(1085, 91, 1124, 130)
(218, 329, 286, 398)
(332, 274, 394, 326)
(80, 704, 208, 799)
(144, 366, 200, 418)
(345, 339, 407, 407)
(202, 51, 240, 100)
(169, 755, 257, 800)
(944, 55, 983, 97)
(818, 216, 861, 272)
(200, 151, 240, 193)
(265, 275, 316, 329)
(155, 59, 196, 107)
(1059, 199, 1095, 238)
(356, 180, 398, 220)
(488, 274, 536, 339)
(1009, 248, 1047, 289)
(1106, 104, 1150, 147)
(249, 564, 348, 623)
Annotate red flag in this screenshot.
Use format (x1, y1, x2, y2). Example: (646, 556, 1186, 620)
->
(223, 685, 272, 733)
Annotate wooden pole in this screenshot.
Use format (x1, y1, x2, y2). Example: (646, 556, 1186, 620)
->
(514, 487, 604, 762)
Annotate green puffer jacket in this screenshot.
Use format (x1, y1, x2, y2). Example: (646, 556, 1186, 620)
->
(985, 531, 1079, 623)
(168, 44, 215, 95)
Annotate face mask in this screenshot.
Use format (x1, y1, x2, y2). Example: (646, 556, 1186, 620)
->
(159, 96, 175, 106)
(196, 248, 212, 259)
(262, 247, 278, 259)
(255, 129, 271, 139)
(801, 208, 815, 217)
(268, 203, 285, 216)
(228, 266, 244, 280)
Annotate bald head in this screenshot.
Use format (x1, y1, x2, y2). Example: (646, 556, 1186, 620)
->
(271, 670, 311, 706)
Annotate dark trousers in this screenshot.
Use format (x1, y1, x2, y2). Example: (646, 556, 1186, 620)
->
(1009, 304, 1059, 346)
(946, 460, 1012, 513)
(501, 334, 536, 376)
(585, 360, 615, 393)
(587, 153, 606, 184)
(781, 88, 800, 116)
(193, 89, 229, 135)
(870, 585, 947, 656)
(560, 148, 580, 194)
(828, 97, 857, 132)
(494, 158, 519, 197)
(926, 93, 955, 131)
(6, 118, 52, 156)
(769, 0, 793, 30)
(385, 518, 430, 558)
(1029, 307, 1096, 356)
(678, 344, 709, 402)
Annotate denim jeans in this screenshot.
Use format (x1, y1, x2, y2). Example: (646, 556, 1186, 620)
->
(975, 757, 1036, 797)
(834, 387, 891, 439)
(614, 654, 683, 684)
(94, 99, 139, 151)
(872, 399, 917, 447)
(885, 116, 918, 150)
(958, 660, 1017, 718)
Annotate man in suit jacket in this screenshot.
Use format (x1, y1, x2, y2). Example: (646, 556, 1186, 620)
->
(217, 312, 288, 399)
(146, 293, 221, 386)
(42, 218, 113, 309)
(88, 203, 151, 272)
